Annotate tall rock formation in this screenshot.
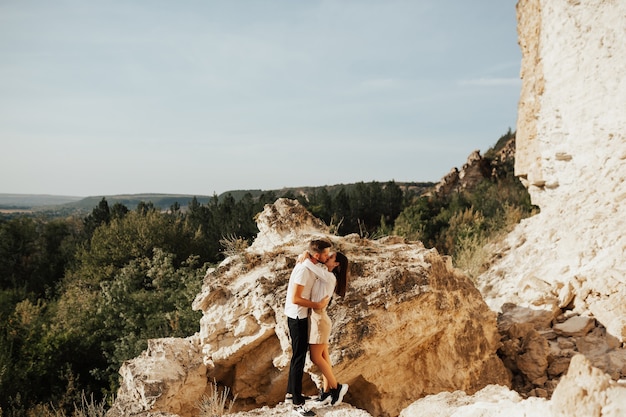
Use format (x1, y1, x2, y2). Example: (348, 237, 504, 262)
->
(473, 0, 626, 400)
(479, 0, 626, 340)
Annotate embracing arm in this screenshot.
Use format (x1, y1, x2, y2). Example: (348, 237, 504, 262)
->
(297, 250, 310, 263)
(293, 284, 329, 309)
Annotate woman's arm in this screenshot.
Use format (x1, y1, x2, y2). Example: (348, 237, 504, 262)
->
(297, 251, 310, 263)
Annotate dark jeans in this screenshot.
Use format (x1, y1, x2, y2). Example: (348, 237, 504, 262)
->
(287, 316, 309, 405)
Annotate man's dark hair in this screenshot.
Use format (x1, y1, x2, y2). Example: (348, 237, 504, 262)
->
(308, 239, 332, 255)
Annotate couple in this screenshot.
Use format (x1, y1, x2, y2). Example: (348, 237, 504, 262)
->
(284, 239, 349, 417)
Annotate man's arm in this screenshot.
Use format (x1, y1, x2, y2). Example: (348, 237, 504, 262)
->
(293, 284, 329, 309)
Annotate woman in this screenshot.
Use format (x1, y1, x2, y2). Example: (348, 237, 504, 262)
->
(303, 251, 349, 406)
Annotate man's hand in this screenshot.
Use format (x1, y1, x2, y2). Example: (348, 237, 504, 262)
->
(316, 295, 330, 310)
(293, 285, 330, 310)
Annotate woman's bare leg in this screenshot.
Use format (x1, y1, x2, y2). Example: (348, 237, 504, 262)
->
(322, 344, 331, 391)
(310, 343, 338, 390)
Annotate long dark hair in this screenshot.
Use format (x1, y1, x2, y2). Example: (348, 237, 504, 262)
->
(333, 252, 349, 297)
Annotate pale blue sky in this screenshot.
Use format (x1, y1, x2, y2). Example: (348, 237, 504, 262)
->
(0, 0, 521, 197)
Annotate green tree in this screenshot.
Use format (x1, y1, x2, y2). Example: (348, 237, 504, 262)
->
(53, 209, 207, 400)
(83, 198, 111, 237)
(0, 217, 39, 290)
(332, 187, 351, 233)
(110, 202, 130, 220)
(307, 188, 333, 222)
(393, 197, 436, 242)
(381, 181, 404, 225)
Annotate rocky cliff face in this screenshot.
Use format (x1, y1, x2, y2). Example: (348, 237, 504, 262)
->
(432, 150, 490, 197)
(474, 0, 626, 406)
(483, 0, 626, 334)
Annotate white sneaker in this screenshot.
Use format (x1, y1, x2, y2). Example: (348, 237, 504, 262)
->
(292, 404, 316, 416)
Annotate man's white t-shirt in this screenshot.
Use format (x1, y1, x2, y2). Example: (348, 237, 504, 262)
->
(285, 261, 323, 319)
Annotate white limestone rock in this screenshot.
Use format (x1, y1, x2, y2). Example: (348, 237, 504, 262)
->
(553, 316, 595, 338)
(478, 0, 626, 344)
(107, 337, 207, 417)
(399, 384, 551, 417)
(551, 354, 626, 417)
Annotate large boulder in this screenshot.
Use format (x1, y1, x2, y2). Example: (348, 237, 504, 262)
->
(191, 198, 509, 417)
(109, 199, 509, 416)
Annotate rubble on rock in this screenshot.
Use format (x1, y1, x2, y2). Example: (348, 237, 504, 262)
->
(401, 354, 626, 417)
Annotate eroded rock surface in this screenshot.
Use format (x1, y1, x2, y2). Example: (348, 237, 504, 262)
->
(107, 337, 207, 417)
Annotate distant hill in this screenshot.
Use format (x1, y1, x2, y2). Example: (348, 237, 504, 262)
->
(0, 181, 435, 216)
(0, 193, 215, 215)
(0, 194, 83, 209)
(60, 194, 218, 211)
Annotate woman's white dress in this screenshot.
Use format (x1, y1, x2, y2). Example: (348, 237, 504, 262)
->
(303, 259, 336, 344)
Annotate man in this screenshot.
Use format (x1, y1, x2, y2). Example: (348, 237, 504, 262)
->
(285, 239, 332, 417)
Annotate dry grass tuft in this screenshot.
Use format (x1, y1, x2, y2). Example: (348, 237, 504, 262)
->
(219, 235, 249, 258)
(197, 379, 237, 417)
